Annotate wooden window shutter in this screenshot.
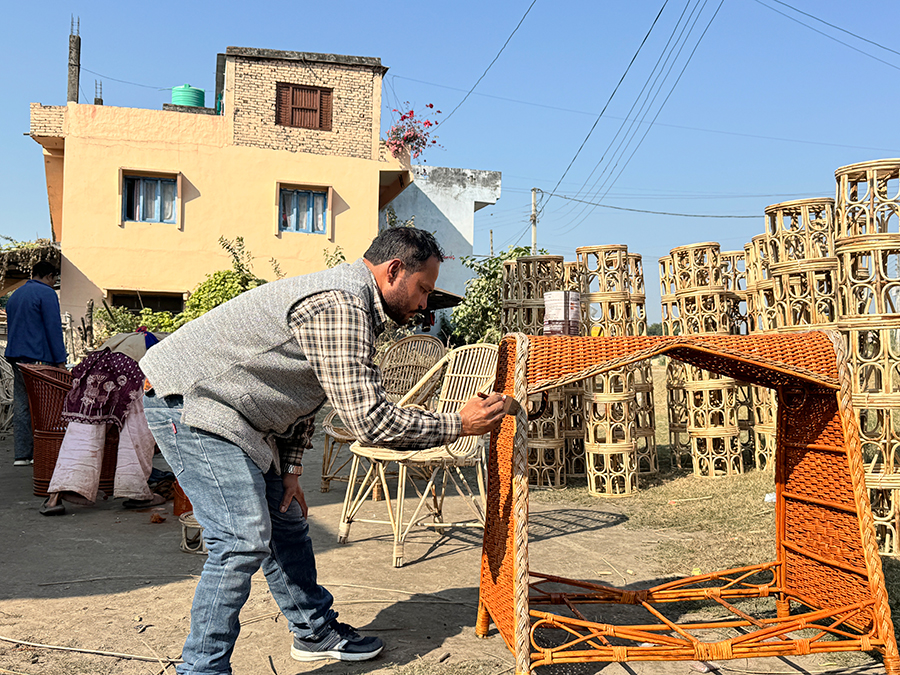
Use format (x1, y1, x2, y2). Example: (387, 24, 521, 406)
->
(295, 87, 319, 129)
(320, 90, 333, 131)
(276, 83, 292, 126)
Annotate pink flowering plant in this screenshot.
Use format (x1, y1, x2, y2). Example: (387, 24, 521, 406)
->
(385, 102, 442, 160)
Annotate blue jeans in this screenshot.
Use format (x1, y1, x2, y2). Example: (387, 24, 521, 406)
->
(143, 392, 336, 675)
(11, 362, 33, 461)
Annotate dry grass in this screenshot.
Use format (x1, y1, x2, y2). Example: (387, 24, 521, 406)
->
(533, 469, 776, 576)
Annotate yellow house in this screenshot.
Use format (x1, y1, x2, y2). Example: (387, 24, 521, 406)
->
(29, 47, 412, 320)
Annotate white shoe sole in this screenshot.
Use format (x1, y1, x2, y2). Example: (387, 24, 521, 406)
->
(290, 643, 383, 662)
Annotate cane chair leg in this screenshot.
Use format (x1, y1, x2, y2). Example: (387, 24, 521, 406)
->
(393, 462, 409, 567)
(338, 454, 373, 543)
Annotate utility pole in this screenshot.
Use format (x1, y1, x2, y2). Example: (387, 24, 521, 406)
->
(68, 16, 81, 104)
(531, 188, 537, 254)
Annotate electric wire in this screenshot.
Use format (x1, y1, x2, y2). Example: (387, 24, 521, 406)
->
(389, 74, 900, 153)
(548, 0, 703, 224)
(557, 0, 725, 236)
(551, 0, 707, 226)
(760, 0, 900, 58)
(750, 0, 900, 72)
(81, 67, 168, 90)
(542, 190, 759, 218)
(440, 0, 538, 127)
(544, 0, 670, 209)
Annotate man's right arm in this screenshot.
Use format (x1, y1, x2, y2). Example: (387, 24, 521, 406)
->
(292, 293, 461, 450)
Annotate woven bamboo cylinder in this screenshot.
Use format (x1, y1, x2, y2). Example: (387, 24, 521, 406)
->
(659, 255, 678, 299)
(633, 361, 658, 475)
(583, 368, 638, 496)
(751, 384, 777, 470)
(834, 158, 900, 240)
(671, 241, 724, 292)
(527, 389, 566, 488)
(575, 245, 632, 295)
(765, 198, 836, 263)
(666, 240, 745, 478)
(770, 258, 840, 330)
(835, 236, 900, 320)
(675, 289, 731, 336)
(500, 255, 566, 335)
(720, 249, 747, 295)
(576, 245, 654, 486)
(500, 256, 572, 484)
(665, 359, 691, 469)
(684, 365, 742, 473)
(500, 260, 519, 335)
(563, 261, 582, 292)
(514, 255, 566, 301)
(563, 385, 586, 478)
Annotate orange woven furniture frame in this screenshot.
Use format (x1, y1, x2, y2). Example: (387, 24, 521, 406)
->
(19, 364, 118, 498)
(477, 332, 898, 674)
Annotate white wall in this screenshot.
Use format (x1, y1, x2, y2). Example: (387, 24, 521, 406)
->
(381, 166, 501, 298)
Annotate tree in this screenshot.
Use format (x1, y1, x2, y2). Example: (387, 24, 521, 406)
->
(647, 322, 663, 336)
(450, 246, 535, 345)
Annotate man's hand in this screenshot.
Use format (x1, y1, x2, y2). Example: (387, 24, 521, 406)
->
(280, 473, 309, 518)
(459, 392, 507, 436)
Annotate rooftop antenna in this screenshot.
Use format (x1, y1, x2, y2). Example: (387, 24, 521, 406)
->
(67, 15, 81, 103)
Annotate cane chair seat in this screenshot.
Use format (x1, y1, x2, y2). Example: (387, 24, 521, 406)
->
(320, 335, 445, 492)
(338, 343, 499, 567)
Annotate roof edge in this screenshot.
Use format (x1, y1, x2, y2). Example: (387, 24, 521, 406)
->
(226, 47, 387, 73)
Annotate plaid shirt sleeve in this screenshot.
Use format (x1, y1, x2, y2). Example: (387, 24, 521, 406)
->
(290, 291, 461, 450)
(274, 418, 315, 471)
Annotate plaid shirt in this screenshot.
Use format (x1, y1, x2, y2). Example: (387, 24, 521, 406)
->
(275, 284, 460, 471)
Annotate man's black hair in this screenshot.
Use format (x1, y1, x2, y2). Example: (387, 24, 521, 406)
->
(363, 227, 444, 273)
(32, 261, 59, 279)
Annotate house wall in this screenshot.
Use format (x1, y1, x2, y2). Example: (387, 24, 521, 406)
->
(54, 102, 399, 319)
(227, 49, 383, 160)
(381, 166, 501, 298)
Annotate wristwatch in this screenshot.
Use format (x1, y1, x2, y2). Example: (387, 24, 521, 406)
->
(284, 464, 304, 476)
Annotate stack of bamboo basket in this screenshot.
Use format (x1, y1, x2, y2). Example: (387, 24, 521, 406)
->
(659, 242, 751, 477)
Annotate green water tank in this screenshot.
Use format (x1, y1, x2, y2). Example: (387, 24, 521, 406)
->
(171, 84, 205, 107)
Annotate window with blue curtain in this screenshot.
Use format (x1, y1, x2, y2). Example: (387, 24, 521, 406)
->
(123, 176, 177, 223)
(279, 188, 327, 234)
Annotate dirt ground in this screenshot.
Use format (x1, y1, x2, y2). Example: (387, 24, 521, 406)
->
(0, 429, 888, 675)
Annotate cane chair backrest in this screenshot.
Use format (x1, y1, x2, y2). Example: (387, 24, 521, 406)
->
(398, 343, 499, 460)
(379, 335, 446, 403)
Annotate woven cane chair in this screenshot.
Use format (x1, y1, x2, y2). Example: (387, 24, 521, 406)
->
(320, 334, 445, 492)
(338, 343, 499, 567)
(0, 357, 14, 439)
(477, 333, 898, 674)
(19, 364, 118, 498)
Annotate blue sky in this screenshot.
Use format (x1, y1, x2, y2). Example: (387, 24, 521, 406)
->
(2, 0, 898, 321)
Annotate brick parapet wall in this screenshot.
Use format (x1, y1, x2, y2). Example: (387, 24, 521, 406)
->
(231, 56, 379, 159)
(30, 103, 66, 137)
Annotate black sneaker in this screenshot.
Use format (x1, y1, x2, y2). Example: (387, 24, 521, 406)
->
(290, 621, 384, 662)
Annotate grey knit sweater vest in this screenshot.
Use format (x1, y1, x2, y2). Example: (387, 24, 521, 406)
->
(141, 259, 377, 470)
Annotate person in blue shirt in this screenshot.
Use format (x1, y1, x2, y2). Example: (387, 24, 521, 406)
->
(5, 261, 67, 466)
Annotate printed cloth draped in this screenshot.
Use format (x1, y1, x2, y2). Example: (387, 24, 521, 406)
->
(62, 348, 144, 429)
